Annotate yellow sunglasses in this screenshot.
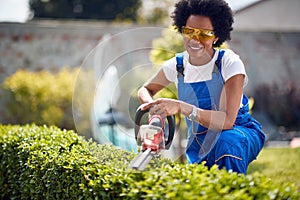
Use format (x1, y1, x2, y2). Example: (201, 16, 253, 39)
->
(182, 26, 215, 41)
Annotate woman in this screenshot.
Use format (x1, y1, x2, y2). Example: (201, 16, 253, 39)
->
(138, 0, 265, 174)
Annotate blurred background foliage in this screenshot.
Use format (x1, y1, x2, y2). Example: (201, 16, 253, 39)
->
(253, 82, 300, 132)
(1, 68, 79, 130)
(150, 27, 184, 106)
(28, 0, 175, 24)
(29, 0, 142, 22)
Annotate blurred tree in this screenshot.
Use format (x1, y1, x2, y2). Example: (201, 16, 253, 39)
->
(29, 0, 141, 22)
(138, 0, 173, 24)
(150, 27, 184, 68)
(145, 7, 168, 24)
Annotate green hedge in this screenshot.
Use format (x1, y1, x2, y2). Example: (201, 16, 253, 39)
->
(0, 68, 78, 130)
(253, 83, 300, 132)
(0, 124, 299, 199)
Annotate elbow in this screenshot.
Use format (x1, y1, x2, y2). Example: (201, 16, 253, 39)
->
(222, 118, 235, 130)
(137, 87, 146, 103)
(223, 123, 234, 130)
(205, 113, 235, 130)
(137, 86, 144, 97)
(201, 111, 237, 130)
(137, 86, 154, 104)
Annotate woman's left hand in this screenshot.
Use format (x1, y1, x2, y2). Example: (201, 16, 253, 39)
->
(140, 98, 181, 118)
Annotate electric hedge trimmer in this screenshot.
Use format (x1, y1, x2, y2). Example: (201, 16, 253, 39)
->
(129, 106, 175, 170)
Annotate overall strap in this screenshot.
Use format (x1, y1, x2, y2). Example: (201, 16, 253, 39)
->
(176, 53, 184, 77)
(215, 49, 225, 69)
(213, 49, 225, 83)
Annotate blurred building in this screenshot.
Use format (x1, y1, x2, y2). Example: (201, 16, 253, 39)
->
(231, 0, 300, 94)
(229, 0, 300, 143)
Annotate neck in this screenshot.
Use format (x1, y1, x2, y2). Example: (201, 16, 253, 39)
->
(189, 48, 215, 66)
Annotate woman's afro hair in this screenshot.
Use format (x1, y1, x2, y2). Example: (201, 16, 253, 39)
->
(171, 0, 234, 47)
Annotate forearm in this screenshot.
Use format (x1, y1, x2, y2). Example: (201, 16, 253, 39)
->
(140, 98, 234, 130)
(197, 109, 229, 130)
(179, 75, 244, 130)
(178, 101, 231, 130)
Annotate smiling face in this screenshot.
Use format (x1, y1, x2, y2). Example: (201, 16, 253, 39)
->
(183, 15, 218, 66)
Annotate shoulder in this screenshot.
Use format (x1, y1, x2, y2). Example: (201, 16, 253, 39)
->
(220, 49, 244, 70)
(161, 51, 189, 83)
(161, 55, 177, 82)
(221, 49, 243, 64)
(161, 56, 177, 72)
(220, 49, 248, 86)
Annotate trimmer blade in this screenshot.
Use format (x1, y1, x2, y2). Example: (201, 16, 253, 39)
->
(128, 148, 153, 170)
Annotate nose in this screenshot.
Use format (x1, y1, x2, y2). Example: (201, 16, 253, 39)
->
(191, 35, 198, 40)
(190, 35, 201, 43)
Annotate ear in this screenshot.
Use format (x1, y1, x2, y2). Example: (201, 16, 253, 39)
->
(213, 37, 219, 44)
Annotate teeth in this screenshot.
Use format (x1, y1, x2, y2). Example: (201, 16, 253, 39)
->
(190, 46, 200, 50)
(189, 45, 202, 50)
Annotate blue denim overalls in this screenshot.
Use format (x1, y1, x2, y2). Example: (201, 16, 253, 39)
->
(176, 50, 265, 174)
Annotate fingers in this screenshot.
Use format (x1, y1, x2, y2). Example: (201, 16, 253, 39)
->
(151, 104, 163, 114)
(140, 100, 167, 118)
(140, 101, 159, 110)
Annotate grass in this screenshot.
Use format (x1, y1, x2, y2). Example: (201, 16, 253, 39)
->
(248, 147, 300, 190)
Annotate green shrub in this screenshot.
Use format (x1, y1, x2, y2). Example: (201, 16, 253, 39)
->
(1, 68, 79, 130)
(0, 124, 299, 199)
(253, 82, 300, 132)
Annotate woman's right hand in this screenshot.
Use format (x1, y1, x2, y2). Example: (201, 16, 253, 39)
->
(141, 98, 181, 119)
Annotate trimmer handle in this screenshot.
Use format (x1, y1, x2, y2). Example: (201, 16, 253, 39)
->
(134, 105, 175, 149)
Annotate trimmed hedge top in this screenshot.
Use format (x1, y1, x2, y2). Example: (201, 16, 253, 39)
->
(0, 124, 299, 199)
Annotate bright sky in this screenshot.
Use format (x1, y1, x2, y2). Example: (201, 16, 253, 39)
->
(0, 0, 260, 23)
(0, 0, 30, 22)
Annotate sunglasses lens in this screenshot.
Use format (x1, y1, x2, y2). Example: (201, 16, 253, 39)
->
(182, 26, 214, 41)
(200, 31, 214, 40)
(182, 27, 195, 38)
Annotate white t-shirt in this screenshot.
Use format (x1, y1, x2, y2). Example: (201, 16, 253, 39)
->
(162, 49, 248, 86)
(161, 49, 248, 106)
